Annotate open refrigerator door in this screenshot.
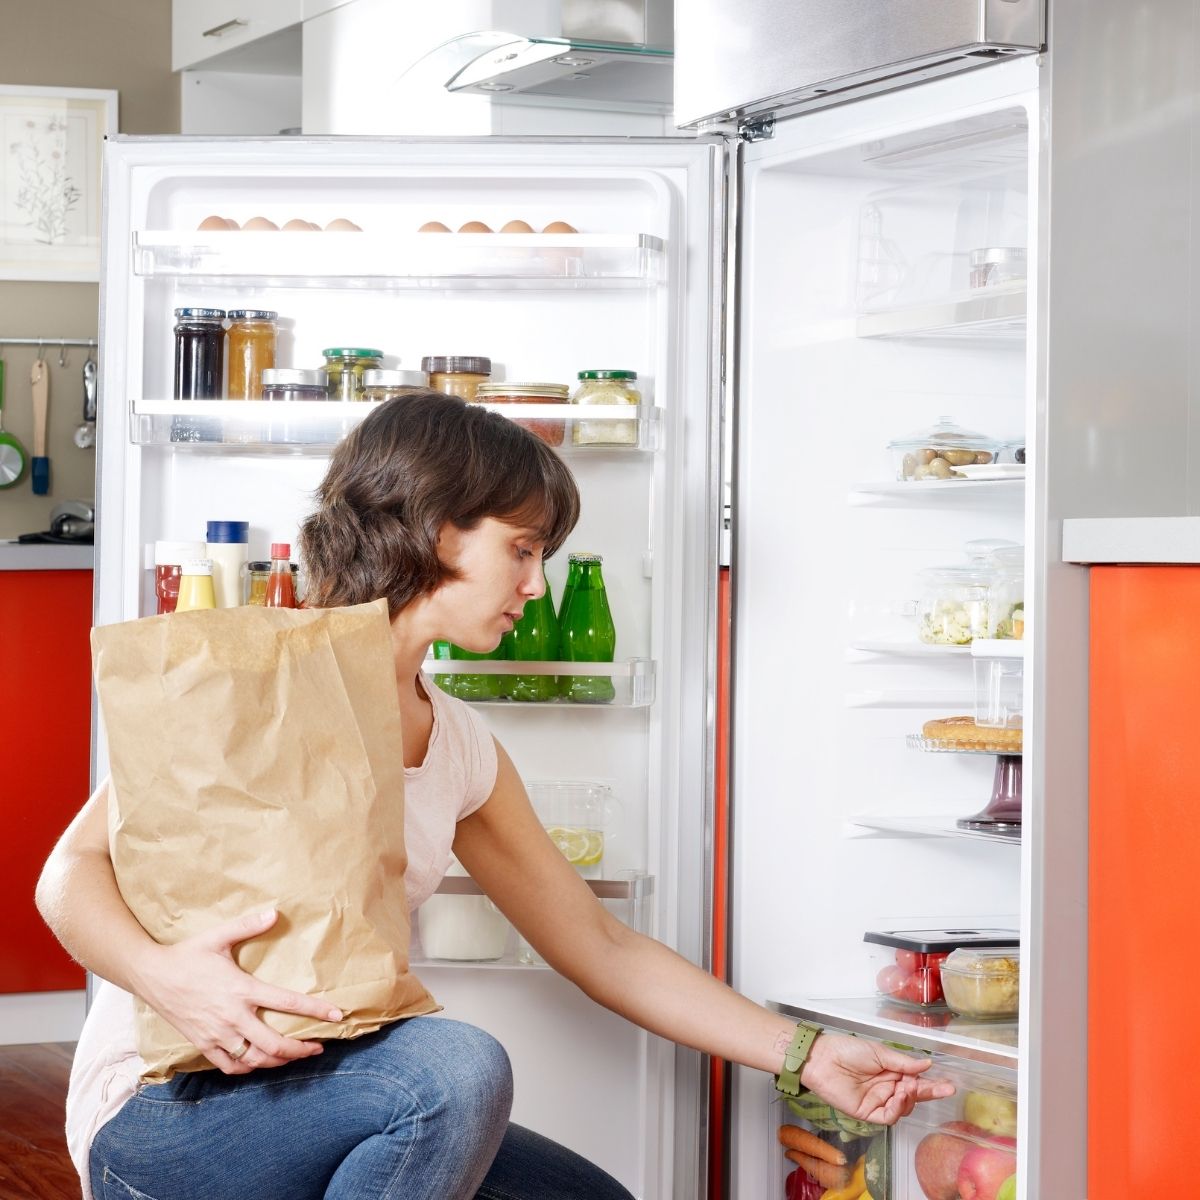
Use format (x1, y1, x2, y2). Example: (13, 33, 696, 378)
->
(93, 134, 725, 1196)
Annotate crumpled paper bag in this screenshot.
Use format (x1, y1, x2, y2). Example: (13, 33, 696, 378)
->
(91, 598, 438, 1084)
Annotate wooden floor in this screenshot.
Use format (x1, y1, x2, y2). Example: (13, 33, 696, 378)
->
(0, 1044, 78, 1200)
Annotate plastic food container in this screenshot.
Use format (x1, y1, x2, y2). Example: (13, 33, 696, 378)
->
(917, 564, 993, 645)
(418, 859, 509, 962)
(474, 381, 569, 446)
(969, 246, 1027, 289)
(987, 545, 1025, 639)
(971, 639, 1025, 729)
(864, 928, 1019, 1010)
(888, 416, 1004, 482)
(941, 946, 1021, 1019)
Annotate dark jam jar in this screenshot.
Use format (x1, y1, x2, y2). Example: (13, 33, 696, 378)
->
(172, 307, 226, 443)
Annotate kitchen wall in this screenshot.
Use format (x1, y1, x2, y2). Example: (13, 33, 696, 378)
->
(0, 0, 177, 539)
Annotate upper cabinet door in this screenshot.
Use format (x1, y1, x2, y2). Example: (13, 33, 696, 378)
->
(674, 0, 1044, 128)
(173, 0, 303, 71)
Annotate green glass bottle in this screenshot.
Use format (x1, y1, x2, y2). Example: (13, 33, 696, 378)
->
(510, 568, 559, 702)
(556, 553, 584, 696)
(449, 632, 513, 701)
(431, 639, 457, 697)
(559, 553, 616, 704)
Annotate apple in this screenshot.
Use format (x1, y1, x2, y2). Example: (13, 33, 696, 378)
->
(962, 1090, 1018, 1138)
(957, 1136, 1017, 1200)
(914, 1121, 984, 1200)
(995, 1175, 1017, 1200)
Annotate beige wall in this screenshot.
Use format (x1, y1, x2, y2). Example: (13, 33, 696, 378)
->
(0, 0, 177, 538)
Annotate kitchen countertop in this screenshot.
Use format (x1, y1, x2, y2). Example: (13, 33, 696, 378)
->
(0, 542, 94, 570)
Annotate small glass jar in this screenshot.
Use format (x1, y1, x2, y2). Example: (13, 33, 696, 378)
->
(361, 368, 428, 403)
(969, 247, 1026, 290)
(322, 348, 383, 402)
(242, 560, 302, 606)
(571, 370, 641, 446)
(474, 382, 569, 446)
(421, 356, 492, 402)
(261, 368, 328, 403)
(917, 564, 993, 645)
(226, 310, 278, 400)
(173, 308, 226, 401)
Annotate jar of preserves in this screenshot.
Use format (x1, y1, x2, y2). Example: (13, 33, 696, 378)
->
(570, 370, 641, 446)
(261, 369, 328, 403)
(226, 310, 278, 400)
(322, 348, 383, 401)
(361, 368, 428, 403)
(173, 308, 226, 400)
(421, 356, 492, 402)
(474, 382, 569, 446)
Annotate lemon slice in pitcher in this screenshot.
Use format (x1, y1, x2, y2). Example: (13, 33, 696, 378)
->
(545, 825, 604, 867)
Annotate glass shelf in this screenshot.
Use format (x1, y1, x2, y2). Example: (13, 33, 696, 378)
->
(850, 478, 1024, 502)
(129, 399, 663, 453)
(132, 230, 666, 288)
(427, 658, 655, 708)
(855, 283, 1026, 341)
(432, 874, 654, 901)
(849, 640, 970, 658)
(846, 813, 1021, 845)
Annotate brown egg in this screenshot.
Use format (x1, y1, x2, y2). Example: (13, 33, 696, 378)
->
(223, 218, 241, 230)
(198, 215, 230, 232)
(542, 220, 578, 234)
(500, 219, 534, 234)
(243, 216, 279, 231)
(458, 221, 493, 233)
(324, 218, 362, 232)
(282, 218, 316, 231)
(418, 221, 452, 233)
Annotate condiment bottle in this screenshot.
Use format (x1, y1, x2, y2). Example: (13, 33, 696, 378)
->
(154, 539, 206, 615)
(205, 520, 250, 609)
(264, 542, 298, 609)
(361, 368, 428, 402)
(175, 559, 217, 612)
(559, 553, 616, 703)
(322, 348, 383, 401)
(226, 309, 278, 400)
(421, 356, 492, 402)
(510, 567, 559, 701)
(448, 632, 513, 701)
(570, 370, 641, 446)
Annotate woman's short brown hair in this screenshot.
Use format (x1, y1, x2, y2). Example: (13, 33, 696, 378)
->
(299, 390, 580, 616)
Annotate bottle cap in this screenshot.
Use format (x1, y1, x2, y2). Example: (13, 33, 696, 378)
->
(421, 356, 492, 376)
(175, 308, 226, 320)
(570, 552, 603, 563)
(321, 347, 383, 360)
(154, 539, 206, 566)
(262, 368, 325, 387)
(180, 559, 214, 576)
(577, 370, 637, 380)
(362, 368, 426, 388)
(206, 520, 250, 543)
(270, 542, 291, 559)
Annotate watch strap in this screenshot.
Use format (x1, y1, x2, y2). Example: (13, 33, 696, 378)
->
(774, 1021, 821, 1097)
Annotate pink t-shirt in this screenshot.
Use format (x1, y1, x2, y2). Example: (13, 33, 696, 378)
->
(65, 679, 498, 1199)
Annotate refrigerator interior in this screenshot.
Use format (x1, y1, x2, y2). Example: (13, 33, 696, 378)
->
(94, 137, 722, 1195)
(728, 59, 1038, 1197)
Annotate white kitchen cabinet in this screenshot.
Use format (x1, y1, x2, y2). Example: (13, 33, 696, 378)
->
(172, 0, 302, 72)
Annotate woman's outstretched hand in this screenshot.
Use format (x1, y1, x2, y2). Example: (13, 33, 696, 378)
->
(799, 1033, 955, 1124)
(133, 908, 343, 1075)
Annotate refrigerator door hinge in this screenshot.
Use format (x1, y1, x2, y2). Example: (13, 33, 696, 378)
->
(740, 115, 775, 143)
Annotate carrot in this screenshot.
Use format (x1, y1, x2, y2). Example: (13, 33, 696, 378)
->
(777, 1125, 847, 1166)
(782, 1149, 851, 1191)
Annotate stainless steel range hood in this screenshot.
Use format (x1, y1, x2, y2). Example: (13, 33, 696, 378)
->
(442, 0, 673, 111)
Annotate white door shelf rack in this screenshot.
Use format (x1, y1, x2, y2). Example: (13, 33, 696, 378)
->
(426, 658, 656, 709)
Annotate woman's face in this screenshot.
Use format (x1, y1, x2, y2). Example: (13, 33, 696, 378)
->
(428, 516, 547, 651)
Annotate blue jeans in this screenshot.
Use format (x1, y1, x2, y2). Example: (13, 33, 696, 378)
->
(90, 1017, 633, 1200)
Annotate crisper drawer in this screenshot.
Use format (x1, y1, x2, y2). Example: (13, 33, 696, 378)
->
(770, 1049, 1017, 1200)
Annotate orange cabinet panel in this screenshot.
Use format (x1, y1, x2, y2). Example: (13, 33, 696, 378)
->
(0, 569, 91, 993)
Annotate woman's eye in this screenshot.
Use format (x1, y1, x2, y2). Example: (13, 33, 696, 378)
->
(517, 546, 534, 560)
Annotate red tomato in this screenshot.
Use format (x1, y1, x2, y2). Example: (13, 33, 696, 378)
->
(876, 964, 909, 997)
(895, 949, 921, 972)
(901, 967, 944, 1005)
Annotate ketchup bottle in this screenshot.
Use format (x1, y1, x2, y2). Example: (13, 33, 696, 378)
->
(265, 542, 298, 609)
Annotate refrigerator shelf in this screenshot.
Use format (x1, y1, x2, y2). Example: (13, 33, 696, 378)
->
(427, 657, 656, 708)
(846, 813, 1021, 845)
(132, 230, 666, 288)
(129, 399, 663, 453)
(855, 282, 1026, 341)
(849, 477, 1024, 500)
(848, 639, 970, 657)
(432, 874, 654, 901)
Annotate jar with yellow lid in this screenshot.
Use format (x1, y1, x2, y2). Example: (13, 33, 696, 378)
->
(421, 356, 492, 402)
(322, 348, 383, 401)
(571, 370, 641, 446)
(474, 381, 569, 446)
(361, 368, 428, 403)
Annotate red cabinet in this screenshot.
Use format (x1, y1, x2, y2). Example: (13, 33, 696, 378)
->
(0, 568, 92, 992)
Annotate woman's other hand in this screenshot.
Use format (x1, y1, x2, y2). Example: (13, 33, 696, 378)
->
(799, 1033, 955, 1124)
(133, 908, 343, 1075)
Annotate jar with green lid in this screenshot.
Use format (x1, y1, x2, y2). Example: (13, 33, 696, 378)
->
(571, 370, 641, 446)
(322, 348, 383, 401)
(421, 356, 492, 402)
(361, 368, 428, 403)
(474, 381, 569, 446)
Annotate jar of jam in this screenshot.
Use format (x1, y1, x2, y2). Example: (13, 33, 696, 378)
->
(361, 368, 428, 402)
(421, 356, 492, 402)
(154, 539, 205, 615)
(571, 370, 641, 446)
(173, 308, 226, 400)
(226, 310, 278, 400)
(322, 348, 383, 401)
(261, 368, 328, 403)
(474, 382, 569, 446)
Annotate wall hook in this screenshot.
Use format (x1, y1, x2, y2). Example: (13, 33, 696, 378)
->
(58, 340, 68, 368)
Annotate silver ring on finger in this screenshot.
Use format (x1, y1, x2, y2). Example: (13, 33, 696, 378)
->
(227, 1038, 250, 1061)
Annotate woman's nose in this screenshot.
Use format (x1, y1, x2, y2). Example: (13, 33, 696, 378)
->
(524, 564, 546, 598)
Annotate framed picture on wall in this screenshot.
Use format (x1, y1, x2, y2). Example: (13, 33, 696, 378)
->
(0, 85, 118, 283)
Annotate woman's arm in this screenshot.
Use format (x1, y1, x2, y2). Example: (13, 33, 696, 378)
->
(453, 744, 953, 1123)
(36, 780, 342, 1074)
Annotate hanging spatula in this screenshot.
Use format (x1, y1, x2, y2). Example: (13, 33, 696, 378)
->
(31, 355, 49, 494)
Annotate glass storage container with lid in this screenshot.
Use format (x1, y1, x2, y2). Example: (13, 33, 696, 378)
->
(261, 368, 327, 403)
(940, 946, 1021, 1020)
(474, 381, 569, 446)
(421, 356, 492, 402)
(361, 368, 426, 402)
(322, 348, 383, 401)
(917, 563, 993, 645)
(887, 416, 1004, 482)
(570, 370, 641, 446)
(987, 545, 1025, 639)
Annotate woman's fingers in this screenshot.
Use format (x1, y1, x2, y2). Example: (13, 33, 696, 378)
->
(252, 981, 343, 1024)
(194, 908, 278, 955)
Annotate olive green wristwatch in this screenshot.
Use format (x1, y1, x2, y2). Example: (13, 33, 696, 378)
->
(774, 1021, 822, 1097)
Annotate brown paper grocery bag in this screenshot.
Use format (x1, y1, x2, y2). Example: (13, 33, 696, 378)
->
(92, 599, 439, 1084)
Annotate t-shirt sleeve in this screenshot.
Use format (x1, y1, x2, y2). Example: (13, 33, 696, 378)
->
(457, 703, 499, 821)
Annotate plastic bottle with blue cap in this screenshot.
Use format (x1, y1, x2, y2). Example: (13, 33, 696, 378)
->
(205, 520, 249, 608)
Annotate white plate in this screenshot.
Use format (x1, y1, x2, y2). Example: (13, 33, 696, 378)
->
(955, 464, 1026, 480)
